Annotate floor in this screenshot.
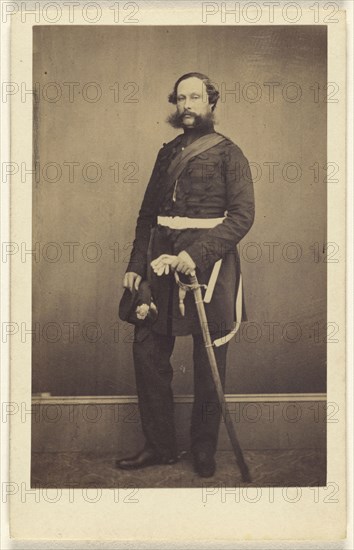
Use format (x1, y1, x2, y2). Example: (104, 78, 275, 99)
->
(31, 449, 326, 488)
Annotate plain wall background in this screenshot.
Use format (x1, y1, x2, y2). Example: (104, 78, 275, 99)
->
(32, 25, 327, 396)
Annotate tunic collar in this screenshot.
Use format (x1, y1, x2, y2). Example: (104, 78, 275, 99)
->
(180, 124, 215, 148)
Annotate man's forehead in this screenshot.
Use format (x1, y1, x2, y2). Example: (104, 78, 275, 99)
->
(177, 77, 206, 94)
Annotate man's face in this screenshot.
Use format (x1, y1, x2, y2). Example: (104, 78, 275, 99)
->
(176, 77, 212, 128)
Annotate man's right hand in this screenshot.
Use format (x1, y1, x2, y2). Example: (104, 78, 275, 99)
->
(123, 272, 142, 292)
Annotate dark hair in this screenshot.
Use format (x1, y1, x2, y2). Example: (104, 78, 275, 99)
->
(168, 72, 220, 111)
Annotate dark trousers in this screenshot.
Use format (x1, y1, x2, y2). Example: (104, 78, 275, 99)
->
(133, 326, 228, 460)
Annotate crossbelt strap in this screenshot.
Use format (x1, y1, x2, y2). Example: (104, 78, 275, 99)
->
(157, 215, 225, 230)
(166, 133, 226, 184)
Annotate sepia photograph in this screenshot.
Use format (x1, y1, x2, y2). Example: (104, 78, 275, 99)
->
(4, 2, 348, 544)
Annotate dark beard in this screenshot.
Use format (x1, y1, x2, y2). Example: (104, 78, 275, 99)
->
(166, 110, 215, 130)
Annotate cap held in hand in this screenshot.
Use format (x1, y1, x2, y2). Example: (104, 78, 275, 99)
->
(119, 280, 158, 326)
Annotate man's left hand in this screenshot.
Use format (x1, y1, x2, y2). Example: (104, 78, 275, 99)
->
(151, 251, 196, 276)
(172, 251, 196, 275)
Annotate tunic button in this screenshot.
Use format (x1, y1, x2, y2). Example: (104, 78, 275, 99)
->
(181, 147, 185, 151)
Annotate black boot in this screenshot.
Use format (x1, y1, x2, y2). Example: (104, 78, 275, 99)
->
(193, 450, 216, 478)
(116, 448, 178, 470)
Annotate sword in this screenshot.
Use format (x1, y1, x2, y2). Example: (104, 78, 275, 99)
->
(151, 254, 251, 482)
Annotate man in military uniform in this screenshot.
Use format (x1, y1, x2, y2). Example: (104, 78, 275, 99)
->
(116, 72, 255, 477)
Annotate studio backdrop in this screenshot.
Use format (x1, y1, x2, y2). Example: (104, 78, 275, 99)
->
(32, 25, 327, 397)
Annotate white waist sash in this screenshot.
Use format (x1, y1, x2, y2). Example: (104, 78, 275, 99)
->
(157, 215, 225, 230)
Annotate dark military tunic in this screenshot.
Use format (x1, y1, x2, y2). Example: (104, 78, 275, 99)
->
(126, 128, 255, 337)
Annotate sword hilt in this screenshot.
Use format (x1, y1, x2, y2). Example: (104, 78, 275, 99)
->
(174, 271, 205, 291)
(174, 271, 207, 318)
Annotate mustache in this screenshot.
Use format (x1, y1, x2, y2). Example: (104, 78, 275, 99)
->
(181, 110, 197, 117)
(166, 110, 215, 129)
